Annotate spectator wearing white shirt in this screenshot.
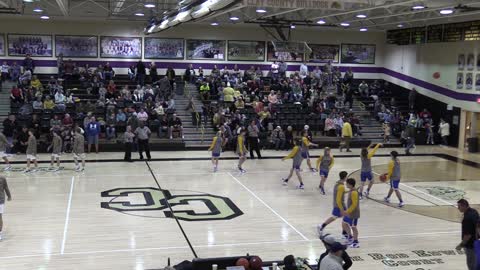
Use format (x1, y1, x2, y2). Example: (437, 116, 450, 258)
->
(271, 61, 279, 80)
(439, 118, 450, 146)
(137, 108, 149, 123)
(299, 61, 309, 79)
(54, 91, 66, 111)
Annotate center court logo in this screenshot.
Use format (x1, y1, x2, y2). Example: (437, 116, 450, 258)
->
(101, 187, 243, 221)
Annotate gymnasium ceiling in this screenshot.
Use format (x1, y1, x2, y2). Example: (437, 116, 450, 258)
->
(2, 0, 480, 31)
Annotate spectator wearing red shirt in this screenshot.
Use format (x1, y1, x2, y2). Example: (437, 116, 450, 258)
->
(106, 80, 117, 99)
(10, 86, 23, 103)
(62, 113, 74, 128)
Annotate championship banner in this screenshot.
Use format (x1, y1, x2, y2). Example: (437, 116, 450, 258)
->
(242, 0, 344, 10)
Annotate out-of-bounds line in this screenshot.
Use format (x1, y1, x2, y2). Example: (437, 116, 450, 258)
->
(0, 230, 461, 260)
(60, 176, 75, 254)
(227, 172, 309, 241)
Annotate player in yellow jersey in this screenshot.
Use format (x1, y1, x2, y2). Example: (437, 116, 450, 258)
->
(282, 139, 305, 189)
(317, 171, 348, 235)
(342, 178, 360, 248)
(300, 130, 318, 172)
(236, 128, 248, 173)
(208, 131, 224, 172)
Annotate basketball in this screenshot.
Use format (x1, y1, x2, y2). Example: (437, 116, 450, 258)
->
(379, 173, 388, 182)
(236, 258, 250, 269)
(249, 256, 263, 270)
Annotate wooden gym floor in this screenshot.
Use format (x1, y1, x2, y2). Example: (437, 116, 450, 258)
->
(0, 146, 478, 270)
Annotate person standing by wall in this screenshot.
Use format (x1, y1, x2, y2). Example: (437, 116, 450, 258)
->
(456, 199, 479, 270)
(135, 121, 151, 160)
(339, 120, 352, 152)
(247, 120, 261, 159)
(408, 88, 417, 111)
(123, 125, 135, 162)
(136, 61, 146, 86)
(439, 118, 450, 146)
(86, 117, 100, 154)
(0, 176, 12, 240)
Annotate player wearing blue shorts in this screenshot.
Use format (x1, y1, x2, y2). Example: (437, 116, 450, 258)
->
(236, 129, 248, 173)
(317, 171, 348, 235)
(282, 139, 305, 189)
(208, 131, 224, 172)
(316, 147, 334, 195)
(343, 178, 360, 248)
(359, 143, 382, 199)
(301, 131, 318, 172)
(384, 151, 404, 207)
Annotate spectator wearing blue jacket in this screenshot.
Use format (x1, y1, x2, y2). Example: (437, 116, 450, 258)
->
(86, 116, 101, 153)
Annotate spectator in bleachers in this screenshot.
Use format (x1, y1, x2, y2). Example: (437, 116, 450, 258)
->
(267, 90, 279, 111)
(168, 114, 184, 139)
(30, 75, 42, 90)
(54, 91, 66, 111)
(211, 65, 220, 78)
(334, 115, 344, 137)
(3, 114, 18, 154)
(10, 85, 23, 103)
(184, 64, 195, 84)
(340, 120, 353, 152)
(32, 97, 43, 111)
(136, 61, 146, 86)
(299, 61, 308, 79)
(22, 54, 35, 73)
(158, 114, 169, 138)
(116, 109, 127, 126)
(165, 66, 175, 87)
(19, 69, 32, 86)
(167, 96, 175, 113)
(103, 62, 114, 81)
(64, 59, 74, 80)
(62, 113, 73, 128)
(19, 103, 32, 116)
(10, 61, 21, 82)
(128, 65, 136, 81)
(223, 82, 235, 107)
(271, 126, 286, 150)
(127, 113, 139, 131)
(271, 61, 279, 81)
(28, 114, 40, 139)
(344, 67, 354, 85)
(439, 118, 450, 146)
(105, 112, 116, 141)
(247, 120, 261, 159)
(234, 96, 245, 110)
(106, 98, 116, 115)
(1, 61, 9, 82)
(86, 116, 100, 153)
(137, 108, 149, 123)
(106, 80, 117, 99)
(199, 81, 210, 101)
(50, 115, 62, 132)
(358, 81, 369, 97)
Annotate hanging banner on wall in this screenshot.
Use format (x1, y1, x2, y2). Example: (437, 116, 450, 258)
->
(466, 73, 473, 90)
(475, 74, 480, 91)
(242, 0, 344, 10)
(456, 73, 464, 89)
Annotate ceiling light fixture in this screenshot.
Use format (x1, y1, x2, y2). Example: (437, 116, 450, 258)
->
(412, 5, 425, 10)
(256, 9, 267, 13)
(144, 3, 155, 8)
(134, 12, 145, 16)
(360, 28, 368, 32)
(340, 22, 350, 27)
(211, 22, 219, 26)
(439, 9, 453, 15)
(23, 0, 34, 3)
(33, 7, 43, 12)
(40, 15, 49, 19)
(317, 20, 326, 24)
(356, 14, 367, 18)
(229, 16, 239, 21)
(290, 24, 296, 29)
(397, 24, 404, 28)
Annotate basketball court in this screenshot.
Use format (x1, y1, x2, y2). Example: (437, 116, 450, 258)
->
(0, 147, 478, 270)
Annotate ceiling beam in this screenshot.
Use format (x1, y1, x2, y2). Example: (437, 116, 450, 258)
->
(308, 0, 419, 21)
(348, 4, 454, 24)
(196, 4, 245, 22)
(55, 0, 69, 16)
(357, 9, 480, 29)
(0, 0, 9, 8)
(259, 8, 303, 19)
